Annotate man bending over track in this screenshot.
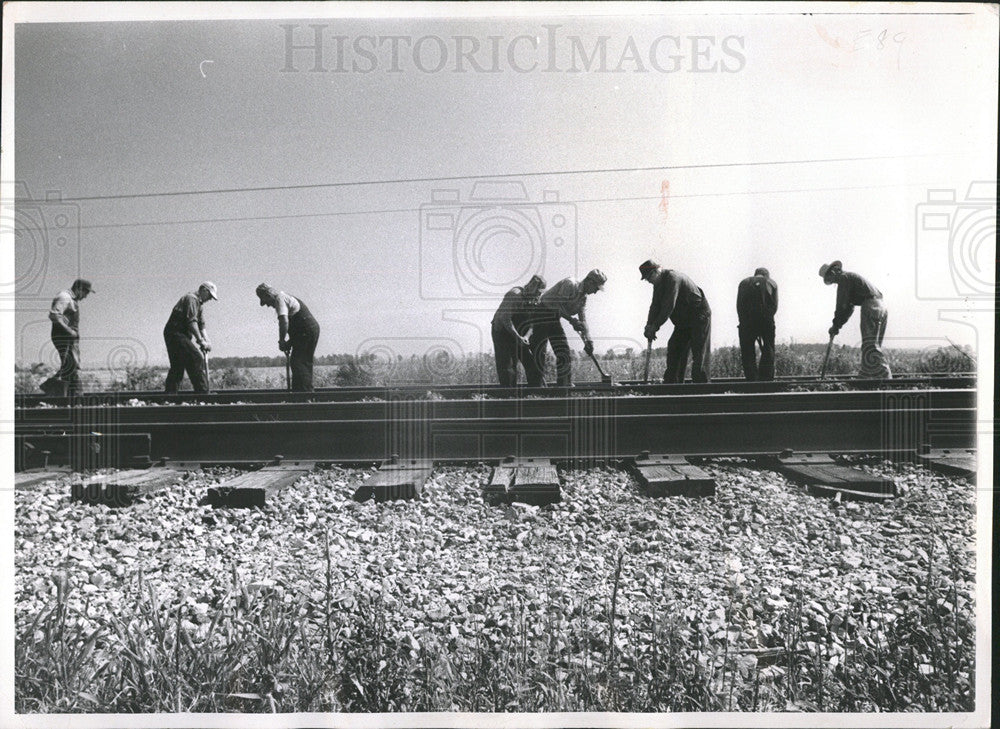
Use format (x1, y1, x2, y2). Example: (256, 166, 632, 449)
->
(256, 283, 321, 392)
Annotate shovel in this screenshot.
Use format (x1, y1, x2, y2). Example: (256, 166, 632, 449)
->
(820, 333, 834, 380)
(588, 351, 613, 385)
(285, 351, 292, 391)
(643, 339, 653, 382)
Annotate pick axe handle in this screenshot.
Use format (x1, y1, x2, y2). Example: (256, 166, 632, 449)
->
(643, 339, 653, 382)
(203, 350, 212, 393)
(285, 351, 291, 391)
(588, 352, 609, 378)
(820, 334, 834, 379)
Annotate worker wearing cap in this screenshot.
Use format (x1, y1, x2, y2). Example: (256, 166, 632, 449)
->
(526, 269, 606, 387)
(736, 268, 779, 381)
(640, 260, 712, 383)
(45, 279, 94, 396)
(256, 284, 321, 391)
(819, 261, 891, 379)
(163, 282, 217, 393)
(492, 274, 546, 387)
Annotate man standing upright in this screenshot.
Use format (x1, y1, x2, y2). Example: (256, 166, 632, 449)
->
(527, 269, 606, 387)
(45, 278, 94, 396)
(640, 260, 712, 383)
(736, 267, 778, 381)
(164, 282, 218, 393)
(819, 260, 891, 379)
(491, 274, 546, 387)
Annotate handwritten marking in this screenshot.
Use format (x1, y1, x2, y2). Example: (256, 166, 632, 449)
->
(199, 60, 214, 78)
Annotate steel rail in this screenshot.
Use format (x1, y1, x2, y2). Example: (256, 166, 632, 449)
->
(15, 389, 974, 427)
(15, 391, 977, 464)
(14, 374, 976, 408)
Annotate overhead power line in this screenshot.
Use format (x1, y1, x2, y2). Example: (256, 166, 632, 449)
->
(49, 152, 950, 204)
(72, 180, 938, 232)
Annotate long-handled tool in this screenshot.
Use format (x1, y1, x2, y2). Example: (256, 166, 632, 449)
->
(203, 349, 212, 393)
(588, 351, 613, 385)
(643, 339, 653, 382)
(284, 351, 291, 391)
(820, 333, 834, 380)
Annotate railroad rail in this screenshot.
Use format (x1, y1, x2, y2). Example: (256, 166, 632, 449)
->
(15, 382, 977, 469)
(15, 373, 976, 408)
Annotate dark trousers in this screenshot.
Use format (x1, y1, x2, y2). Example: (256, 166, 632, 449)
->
(51, 334, 82, 395)
(164, 332, 208, 393)
(492, 326, 533, 387)
(527, 310, 571, 386)
(288, 307, 320, 392)
(663, 310, 712, 383)
(738, 319, 775, 381)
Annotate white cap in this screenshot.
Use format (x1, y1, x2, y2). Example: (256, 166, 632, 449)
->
(199, 281, 219, 301)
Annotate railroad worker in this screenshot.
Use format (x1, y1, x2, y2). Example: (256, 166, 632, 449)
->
(527, 269, 606, 387)
(163, 282, 218, 393)
(736, 267, 779, 381)
(491, 274, 546, 387)
(44, 278, 94, 396)
(640, 260, 712, 383)
(819, 260, 891, 379)
(256, 283, 321, 392)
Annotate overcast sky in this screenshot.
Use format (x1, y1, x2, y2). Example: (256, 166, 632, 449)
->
(7, 5, 997, 368)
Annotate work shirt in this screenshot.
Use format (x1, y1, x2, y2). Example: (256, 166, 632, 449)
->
(540, 278, 588, 319)
(272, 291, 301, 318)
(492, 286, 535, 335)
(832, 272, 882, 330)
(49, 290, 79, 335)
(737, 274, 778, 323)
(646, 270, 709, 330)
(164, 292, 205, 338)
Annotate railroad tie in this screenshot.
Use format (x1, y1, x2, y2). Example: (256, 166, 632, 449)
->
(353, 458, 433, 503)
(208, 459, 315, 508)
(916, 447, 976, 479)
(774, 451, 894, 502)
(630, 452, 716, 498)
(71, 468, 182, 507)
(485, 457, 561, 506)
(15, 467, 72, 489)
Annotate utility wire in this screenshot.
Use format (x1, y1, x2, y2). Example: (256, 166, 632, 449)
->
(71, 180, 939, 232)
(43, 152, 952, 204)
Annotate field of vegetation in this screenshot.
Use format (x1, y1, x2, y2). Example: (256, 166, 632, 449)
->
(14, 343, 975, 393)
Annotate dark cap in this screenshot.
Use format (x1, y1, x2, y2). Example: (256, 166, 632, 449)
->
(639, 259, 660, 280)
(754, 267, 770, 278)
(72, 278, 95, 294)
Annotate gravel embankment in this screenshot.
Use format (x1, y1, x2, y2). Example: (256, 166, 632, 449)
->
(15, 458, 977, 662)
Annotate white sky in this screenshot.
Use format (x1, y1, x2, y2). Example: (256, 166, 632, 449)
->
(5, 4, 997, 368)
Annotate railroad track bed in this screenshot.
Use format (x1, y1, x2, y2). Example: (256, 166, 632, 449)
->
(14, 373, 976, 409)
(14, 456, 976, 712)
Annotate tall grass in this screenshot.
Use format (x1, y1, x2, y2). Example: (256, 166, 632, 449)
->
(16, 543, 974, 713)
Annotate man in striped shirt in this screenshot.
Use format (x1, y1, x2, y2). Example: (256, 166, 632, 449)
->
(526, 269, 606, 387)
(819, 260, 891, 379)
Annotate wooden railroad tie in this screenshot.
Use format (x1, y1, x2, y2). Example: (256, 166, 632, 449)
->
(774, 451, 894, 502)
(71, 468, 182, 507)
(631, 452, 716, 498)
(486, 457, 561, 506)
(15, 466, 72, 489)
(916, 447, 976, 479)
(208, 458, 315, 508)
(353, 458, 433, 503)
